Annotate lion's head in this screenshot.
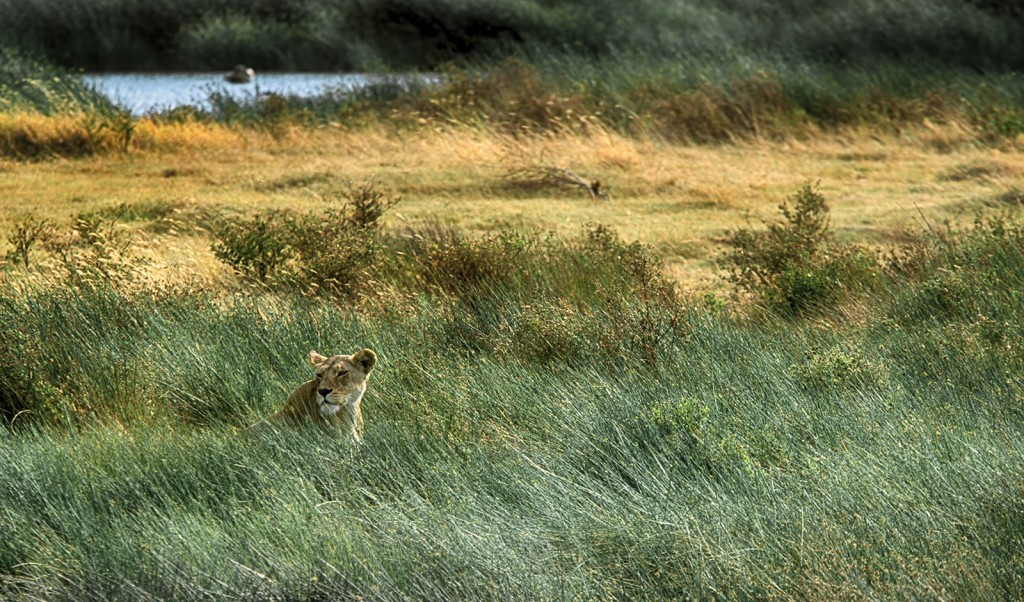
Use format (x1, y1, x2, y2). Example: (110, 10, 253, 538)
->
(308, 348, 376, 419)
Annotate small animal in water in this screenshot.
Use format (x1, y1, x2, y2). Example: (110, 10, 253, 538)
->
(261, 349, 377, 441)
(225, 64, 255, 84)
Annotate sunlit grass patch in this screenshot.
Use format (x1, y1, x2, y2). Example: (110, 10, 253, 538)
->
(937, 160, 1020, 183)
(0, 112, 244, 158)
(131, 117, 242, 151)
(0, 112, 109, 158)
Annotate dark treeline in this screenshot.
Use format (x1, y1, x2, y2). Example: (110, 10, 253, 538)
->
(1, 0, 1023, 72)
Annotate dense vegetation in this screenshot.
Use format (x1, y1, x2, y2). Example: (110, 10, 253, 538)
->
(1, 0, 1023, 72)
(1, 2, 1022, 597)
(1, 184, 1022, 598)
(4, 50, 1024, 155)
(0, 47, 112, 114)
(4, 0, 1024, 148)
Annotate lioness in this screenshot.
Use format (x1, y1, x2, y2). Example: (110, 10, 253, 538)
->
(264, 348, 377, 440)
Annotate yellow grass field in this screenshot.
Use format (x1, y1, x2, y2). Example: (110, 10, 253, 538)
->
(1, 117, 1022, 291)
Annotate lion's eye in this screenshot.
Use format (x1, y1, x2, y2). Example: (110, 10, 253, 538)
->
(316, 372, 324, 379)
(339, 371, 349, 378)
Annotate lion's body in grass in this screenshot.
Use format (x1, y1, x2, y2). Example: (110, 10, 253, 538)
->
(263, 349, 377, 441)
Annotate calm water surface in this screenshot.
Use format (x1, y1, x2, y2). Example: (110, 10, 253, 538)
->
(82, 72, 432, 115)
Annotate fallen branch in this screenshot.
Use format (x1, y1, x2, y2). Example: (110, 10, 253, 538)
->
(505, 165, 610, 200)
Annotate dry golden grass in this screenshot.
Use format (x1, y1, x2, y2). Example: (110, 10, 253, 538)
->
(1, 117, 1022, 291)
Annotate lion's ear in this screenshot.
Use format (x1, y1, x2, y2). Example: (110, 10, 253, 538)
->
(353, 348, 377, 373)
(308, 350, 328, 366)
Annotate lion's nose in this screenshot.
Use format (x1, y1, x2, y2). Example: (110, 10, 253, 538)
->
(318, 388, 332, 398)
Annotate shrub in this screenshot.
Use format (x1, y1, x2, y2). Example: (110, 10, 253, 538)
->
(647, 396, 709, 444)
(420, 230, 533, 296)
(210, 182, 399, 295)
(492, 301, 600, 364)
(724, 182, 879, 315)
(887, 214, 1024, 326)
(287, 182, 399, 297)
(4, 215, 53, 269)
(413, 223, 687, 368)
(791, 344, 890, 393)
(212, 212, 293, 285)
(572, 226, 685, 366)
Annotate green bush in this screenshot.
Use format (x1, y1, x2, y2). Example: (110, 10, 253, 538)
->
(211, 182, 400, 294)
(419, 230, 533, 295)
(791, 344, 890, 393)
(212, 212, 294, 285)
(724, 182, 879, 315)
(887, 214, 1024, 326)
(642, 396, 709, 455)
(288, 182, 400, 297)
(410, 223, 686, 368)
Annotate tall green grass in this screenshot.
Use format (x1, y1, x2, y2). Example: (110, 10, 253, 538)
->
(7, 34, 1024, 152)
(1, 209, 1022, 598)
(0, 46, 111, 114)
(185, 56, 1024, 144)
(4, 0, 1024, 150)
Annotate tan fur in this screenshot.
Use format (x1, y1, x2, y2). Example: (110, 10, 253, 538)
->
(264, 348, 377, 441)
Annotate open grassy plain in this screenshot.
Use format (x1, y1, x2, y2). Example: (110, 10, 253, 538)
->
(2, 119, 1022, 290)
